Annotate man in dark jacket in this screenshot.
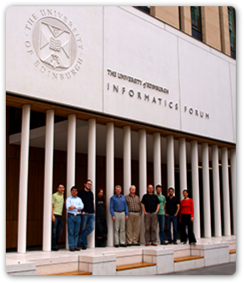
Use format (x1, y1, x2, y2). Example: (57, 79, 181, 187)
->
(78, 179, 95, 250)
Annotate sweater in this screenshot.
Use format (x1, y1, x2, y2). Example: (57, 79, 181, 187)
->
(78, 189, 94, 213)
(180, 198, 194, 218)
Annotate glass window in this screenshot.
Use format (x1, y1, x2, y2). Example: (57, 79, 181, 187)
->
(134, 6, 150, 15)
(228, 7, 236, 59)
(191, 6, 202, 41)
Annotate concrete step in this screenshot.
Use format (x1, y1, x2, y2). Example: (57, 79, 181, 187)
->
(174, 256, 204, 263)
(48, 270, 92, 275)
(116, 262, 156, 271)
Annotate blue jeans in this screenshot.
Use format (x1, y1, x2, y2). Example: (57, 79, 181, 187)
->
(78, 213, 95, 247)
(67, 214, 81, 249)
(157, 215, 166, 243)
(52, 215, 63, 247)
(166, 215, 178, 243)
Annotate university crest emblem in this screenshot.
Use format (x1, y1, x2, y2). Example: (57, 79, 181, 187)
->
(32, 16, 77, 72)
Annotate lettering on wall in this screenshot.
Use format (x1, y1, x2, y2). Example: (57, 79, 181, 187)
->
(107, 69, 210, 119)
(24, 9, 83, 80)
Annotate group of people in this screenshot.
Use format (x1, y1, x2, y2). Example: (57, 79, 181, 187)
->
(52, 180, 95, 251)
(52, 180, 196, 252)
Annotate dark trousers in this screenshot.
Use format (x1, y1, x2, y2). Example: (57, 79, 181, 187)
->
(96, 216, 108, 246)
(96, 216, 108, 237)
(180, 214, 196, 244)
(52, 215, 63, 248)
(166, 215, 178, 243)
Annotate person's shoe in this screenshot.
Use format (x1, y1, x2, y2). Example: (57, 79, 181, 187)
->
(161, 241, 168, 245)
(145, 243, 150, 246)
(173, 242, 178, 245)
(168, 242, 173, 244)
(114, 244, 119, 248)
(70, 248, 75, 252)
(127, 243, 132, 246)
(190, 242, 197, 246)
(81, 246, 87, 250)
(183, 242, 187, 245)
(133, 243, 141, 246)
(120, 244, 127, 247)
(75, 248, 80, 251)
(151, 242, 157, 246)
(52, 246, 59, 251)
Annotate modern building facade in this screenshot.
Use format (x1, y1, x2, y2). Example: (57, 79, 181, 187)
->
(6, 6, 236, 254)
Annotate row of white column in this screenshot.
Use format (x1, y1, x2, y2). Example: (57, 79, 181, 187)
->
(17, 105, 236, 253)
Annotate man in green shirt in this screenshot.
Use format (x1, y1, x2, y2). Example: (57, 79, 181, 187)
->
(52, 183, 65, 251)
(156, 185, 168, 245)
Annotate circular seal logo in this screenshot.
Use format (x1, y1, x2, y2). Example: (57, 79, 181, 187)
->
(32, 17, 77, 71)
(25, 9, 83, 80)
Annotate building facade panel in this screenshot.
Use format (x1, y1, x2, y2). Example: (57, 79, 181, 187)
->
(103, 6, 181, 131)
(6, 6, 104, 112)
(178, 37, 235, 143)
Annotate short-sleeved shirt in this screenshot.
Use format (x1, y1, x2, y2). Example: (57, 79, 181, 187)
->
(141, 193, 160, 213)
(165, 196, 180, 215)
(52, 192, 64, 216)
(157, 194, 166, 215)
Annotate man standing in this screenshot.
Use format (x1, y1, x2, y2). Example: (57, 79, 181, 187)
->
(165, 187, 180, 244)
(66, 186, 84, 251)
(125, 185, 141, 246)
(78, 179, 95, 250)
(141, 184, 160, 246)
(110, 185, 128, 247)
(156, 184, 168, 245)
(52, 183, 65, 251)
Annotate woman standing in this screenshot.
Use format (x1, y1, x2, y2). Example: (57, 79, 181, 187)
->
(179, 190, 197, 245)
(96, 189, 108, 247)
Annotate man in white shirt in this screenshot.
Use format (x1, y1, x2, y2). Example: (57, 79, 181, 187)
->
(66, 186, 84, 251)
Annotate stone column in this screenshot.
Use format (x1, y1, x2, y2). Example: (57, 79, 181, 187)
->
(123, 126, 131, 194)
(166, 135, 175, 189)
(191, 140, 201, 239)
(202, 143, 211, 238)
(43, 109, 55, 251)
(139, 129, 147, 244)
(211, 145, 222, 237)
(179, 138, 187, 195)
(153, 132, 162, 186)
(221, 147, 231, 236)
(230, 148, 236, 235)
(17, 104, 31, 253)
(87, 118, 96, 248)
(106, 122, 114, 247)
(66, 114, 76, 250)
